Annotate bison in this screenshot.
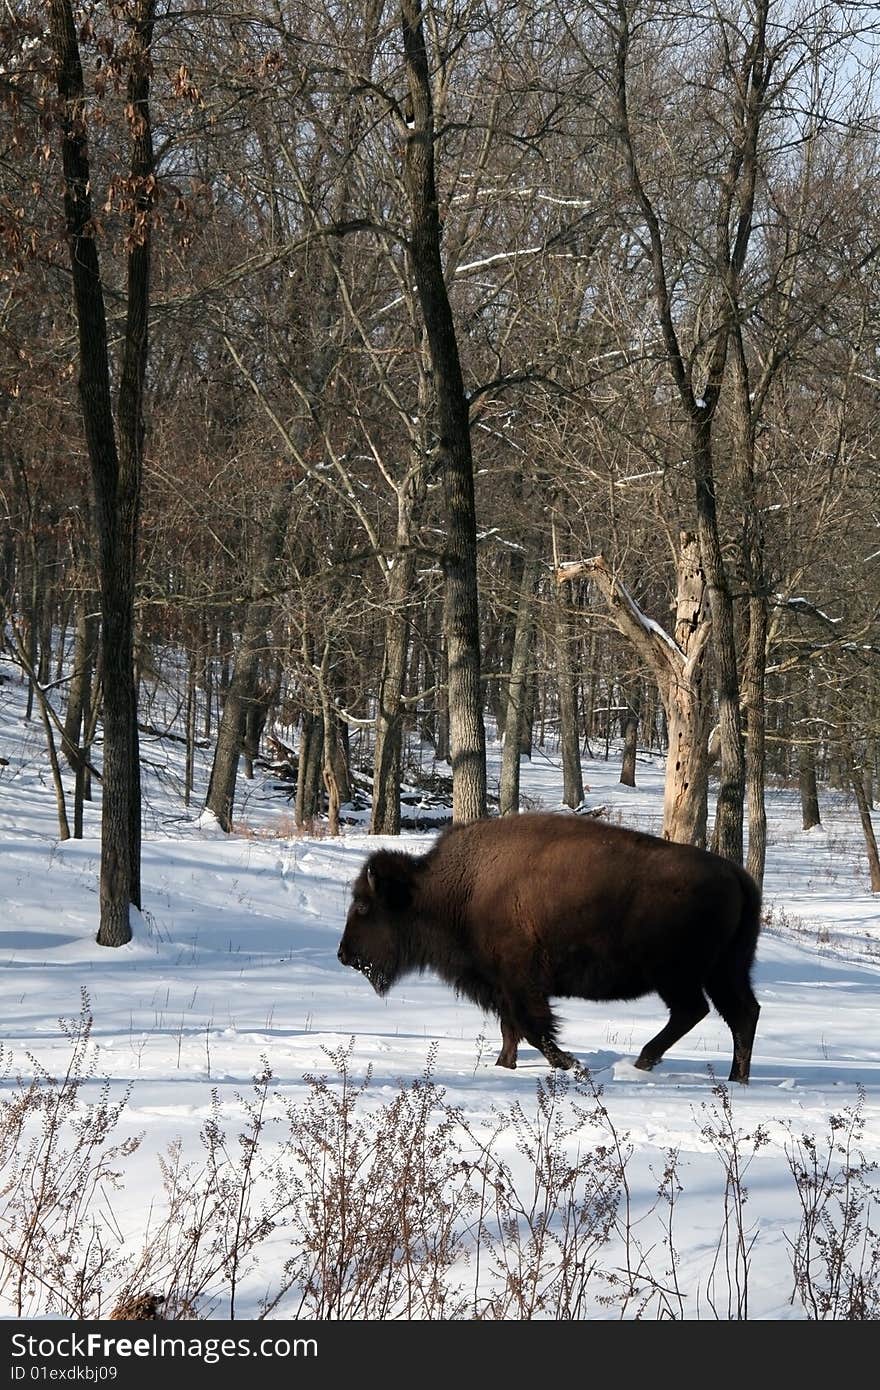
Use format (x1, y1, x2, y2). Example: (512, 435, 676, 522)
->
(337, 812, 762, 1083)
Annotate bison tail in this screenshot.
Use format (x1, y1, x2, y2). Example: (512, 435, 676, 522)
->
(733, 865, 762, 980)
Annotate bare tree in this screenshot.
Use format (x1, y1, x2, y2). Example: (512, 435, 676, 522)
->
(605, 0, 784, 863)
(400, 0, 487, 823)
(559, 534, 712, 845)
(47, 0, 155, 945)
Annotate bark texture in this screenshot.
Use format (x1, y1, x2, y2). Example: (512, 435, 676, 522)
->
(558, 533, 712, 846)
(400, 0, 486, 823)
(48, 0, 155, 945)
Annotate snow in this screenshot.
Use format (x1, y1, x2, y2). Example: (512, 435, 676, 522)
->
(782, 596, 843, 625)
(617, 577, 688, 660)
(613, 469, 664, 485)
(455, 247, 543, 274)
(1, 657, 879, 1319)
(450, 187, 593, 209)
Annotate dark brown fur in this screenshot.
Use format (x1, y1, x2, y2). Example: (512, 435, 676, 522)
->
(338, 813, 762, 1082)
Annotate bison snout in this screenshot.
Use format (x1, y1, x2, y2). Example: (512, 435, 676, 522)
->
(337, 943, 350, 966)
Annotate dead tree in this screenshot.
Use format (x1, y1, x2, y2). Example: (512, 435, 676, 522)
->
(558, 533, 712, 846)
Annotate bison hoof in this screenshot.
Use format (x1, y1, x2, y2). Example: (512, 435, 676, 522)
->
(495, 1055, 517, 1070)
(547, 1050, 576, 1070)
(633, 1054, 659, 1072)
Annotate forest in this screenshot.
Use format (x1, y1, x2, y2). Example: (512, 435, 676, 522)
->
(2, 1, 880, 945)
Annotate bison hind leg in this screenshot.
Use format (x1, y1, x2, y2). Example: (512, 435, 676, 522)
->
(506, 994, 576, 1070)
(544, 1045, 577, 1070)
(496, 1020, 520, 1069)
(635, 986, 709, 1072)
(704, 975, 761, 1085)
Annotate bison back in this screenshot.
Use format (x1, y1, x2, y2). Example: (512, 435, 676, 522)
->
(425, 814, 756, 1001)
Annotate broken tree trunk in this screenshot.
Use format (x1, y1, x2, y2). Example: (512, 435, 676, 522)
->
(557, 532, 712, 846)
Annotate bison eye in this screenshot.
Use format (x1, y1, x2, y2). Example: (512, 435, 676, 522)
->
(355, 902, 369, 917)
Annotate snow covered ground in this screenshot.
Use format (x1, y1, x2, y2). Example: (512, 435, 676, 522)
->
(1, 654, 879, 1319)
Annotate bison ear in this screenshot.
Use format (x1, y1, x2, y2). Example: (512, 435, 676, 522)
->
(364, 850, 415, 912)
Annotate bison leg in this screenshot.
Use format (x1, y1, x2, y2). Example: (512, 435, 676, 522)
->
(634, 987, 709, 1072)
(541, 1043, 577, 1070)
(508, 995, 576, 1070)
(705, 978, 761, 1084)
(496, 1020, 521, 1070)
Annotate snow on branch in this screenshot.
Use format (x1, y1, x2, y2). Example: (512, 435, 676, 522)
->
(616, 579, 686, 661)
(555, 556, 684, 681)
(780, 595, 842, 625)
(454, 247, 543, 275)
(450, 186, 593, 209)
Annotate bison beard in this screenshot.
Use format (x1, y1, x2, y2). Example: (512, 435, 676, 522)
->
(337, 814, 762, 1083)
(352, 958, 393, 997)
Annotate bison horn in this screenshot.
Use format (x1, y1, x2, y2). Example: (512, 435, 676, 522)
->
(366, 864, 376, 893)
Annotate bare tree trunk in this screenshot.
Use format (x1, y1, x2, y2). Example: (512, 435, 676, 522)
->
(519, 667, 536, 759)
(495, 550, 524, 743)
(330, 711, 351, 806)
(295, 714, 324, 830)
(242, 681, 274, 781)
(114, 0, 154, 916)
(83, 651, 100, 804)
(66, 597, 98, 839)
(799, 739, 821, 830)
(693, 421, 745, 864)
(743, 591, 768, 886)
(663, 698, 711, 848)
(318, 650, 341, 837)
(554, 583, 584, 809)
(63, 595, 97, 771)
(846, 739, 880, 892)
(243, 704, 259, 781)
(323, 755, 340, 837)
(731, 329, 768, 884)
(25, 543, 37, 722)
(500, 559, 539, 815)
(7, 467, 30, 690)
(185, 647, 197, 808)
(559, 533, 711, 846)
(36, 691, 70, 842)
(55, 591, 72, 684)
(0, 517, 14, 616)
(483, 619, 505, 741)
(435, 641, 450, 765)
(307, 720, 324, 823)
(206, 597, 269, 830)
(73, 759, 86, 839)
(371, 577, 413, 834)
(294, 716, 314, 830)
(613, 2, 772, 865)
(48, 0, 154, 946)
(74, 654, 101, 835)
(401, 0, 486, 824)
(371, 407, 427, 833)
(37, 592, 53, 690)
(619, 683, 639, 787)
(201, 615, 213, 739)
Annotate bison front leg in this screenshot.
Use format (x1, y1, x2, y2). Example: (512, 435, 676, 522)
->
(496, 1019, 520, 1069)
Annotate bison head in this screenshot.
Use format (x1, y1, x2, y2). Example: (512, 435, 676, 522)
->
(337, 850, 417, 996)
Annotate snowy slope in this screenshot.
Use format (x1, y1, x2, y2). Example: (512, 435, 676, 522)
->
(1, 656, 879, 1319)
